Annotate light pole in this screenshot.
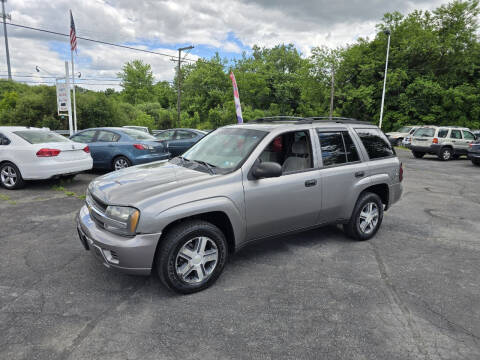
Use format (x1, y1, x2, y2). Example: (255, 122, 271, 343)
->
(1, 0, 11, 80)
(176, 45, 194, 127)
(379, 29, 391, 130)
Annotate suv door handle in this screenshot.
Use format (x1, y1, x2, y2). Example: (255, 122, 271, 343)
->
(355, 171, 365, 178)
(305, 179, 317, 187)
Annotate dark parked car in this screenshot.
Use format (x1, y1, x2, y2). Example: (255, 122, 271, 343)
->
(468, 139, 480, 166)
(154, 128, 206, 157)
(70, 127, 170, 170)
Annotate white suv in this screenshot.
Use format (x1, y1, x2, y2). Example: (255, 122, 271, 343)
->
(410, 126, 477, 160)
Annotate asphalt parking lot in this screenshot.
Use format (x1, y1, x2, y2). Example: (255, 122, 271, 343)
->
(1, 148, 479, 360)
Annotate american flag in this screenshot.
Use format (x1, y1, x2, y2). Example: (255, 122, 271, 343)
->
(70, 10, 77, 53)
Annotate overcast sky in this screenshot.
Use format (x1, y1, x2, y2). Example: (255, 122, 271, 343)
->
(0, 0, 446, 90)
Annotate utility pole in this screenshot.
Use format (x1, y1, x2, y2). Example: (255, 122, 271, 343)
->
(1, 0, 12, 80)
(176, 45, 194, 127)
(379, 29, 391, 129)
(329, 65, 335, 120)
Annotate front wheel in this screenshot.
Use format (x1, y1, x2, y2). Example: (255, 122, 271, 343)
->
(0, 162, 25, 190)
(344, 192, 384, 241)
(156, 220, 228, 294)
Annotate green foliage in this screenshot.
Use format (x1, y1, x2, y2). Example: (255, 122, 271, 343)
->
(1, 1, 480, 132)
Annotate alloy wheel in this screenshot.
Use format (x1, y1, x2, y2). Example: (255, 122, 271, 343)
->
(358, 202, 379, 235)
(1, 166, 17, 188)
(175, 236, 218, 284)
(114, 158, 129, 170)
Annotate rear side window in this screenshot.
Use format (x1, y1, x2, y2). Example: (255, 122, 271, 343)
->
(176, 130, 196, 139)
(96, 130, 120, 142)
(414, 128, 435, 137)
(13, 130, 70, 144)
(355, 128, 394, 160)
(438, 129, 449, 138)
(450, 130, 462, 139)
(317, 131, 360, 166)
(121, 128, 157, 141)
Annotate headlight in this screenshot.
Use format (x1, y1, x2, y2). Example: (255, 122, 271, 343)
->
(105, 206, 140, 236)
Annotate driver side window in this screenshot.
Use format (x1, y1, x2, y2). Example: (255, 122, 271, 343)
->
(258, 131, 313, 174)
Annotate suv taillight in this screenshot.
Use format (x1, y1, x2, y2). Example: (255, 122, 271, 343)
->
(399, 163, 404, 182)
(432, 138, 438, 144)
(36, 148, 61, 157)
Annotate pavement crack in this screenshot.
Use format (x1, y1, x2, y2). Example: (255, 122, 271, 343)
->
(370, 242, 431, 360)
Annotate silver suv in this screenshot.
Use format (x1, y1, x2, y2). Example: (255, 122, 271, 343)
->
(77, 117, 403, 293)
(410, 126, 477, 160)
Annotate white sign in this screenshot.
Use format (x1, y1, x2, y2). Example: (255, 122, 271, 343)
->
(56, 80, 69, 114)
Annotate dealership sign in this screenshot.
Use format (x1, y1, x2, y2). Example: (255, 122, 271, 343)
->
(56, 79, 69, 115)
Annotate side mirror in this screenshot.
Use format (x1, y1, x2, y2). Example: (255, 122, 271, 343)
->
(252, 161, 282, 179)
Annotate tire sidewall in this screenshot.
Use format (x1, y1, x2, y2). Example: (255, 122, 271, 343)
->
(352, 193, 384, 241)
(160, 223, 228, 294)
(112, 156, 131, 171)
(440, 148, 452, 161)
(0, 162, 24, 190)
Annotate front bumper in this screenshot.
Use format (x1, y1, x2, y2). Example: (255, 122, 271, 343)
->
(76, 205, 161, 275)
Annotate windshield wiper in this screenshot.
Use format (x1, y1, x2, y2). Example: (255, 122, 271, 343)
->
(190, 159, 216, 174)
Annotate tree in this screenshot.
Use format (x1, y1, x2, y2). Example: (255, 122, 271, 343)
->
(118, 60, 154, 105)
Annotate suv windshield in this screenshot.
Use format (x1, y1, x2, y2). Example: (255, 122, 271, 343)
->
(177, 127, 266, 173)
(14, 130, 70, 144)
(121, 128, 157, 141)
(414, 128, 435, 137)
(397, 126, 412, 133)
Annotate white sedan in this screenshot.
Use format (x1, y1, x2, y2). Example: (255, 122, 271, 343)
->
(0, 127, 93, 189)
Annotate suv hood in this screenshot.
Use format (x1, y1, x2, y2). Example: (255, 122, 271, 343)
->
(89, 160, 211, 206)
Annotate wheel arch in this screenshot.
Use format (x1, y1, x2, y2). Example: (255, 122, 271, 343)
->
(151, 210, 237, 270)
(360, 183, 389, 210)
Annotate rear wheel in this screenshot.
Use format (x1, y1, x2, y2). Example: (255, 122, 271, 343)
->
(0, 162, 25, 190)
(112, 156, 131, 171)
(156, 220, 228, 294)
(412, 151, 424, 159)
(439, 147, 452, 161)
(344, 192, 384, 241)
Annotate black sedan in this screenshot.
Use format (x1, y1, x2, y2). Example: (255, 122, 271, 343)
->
(154, 128, 206, 157)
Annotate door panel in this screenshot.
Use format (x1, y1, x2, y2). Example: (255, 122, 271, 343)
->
(243, 170, 322, 240)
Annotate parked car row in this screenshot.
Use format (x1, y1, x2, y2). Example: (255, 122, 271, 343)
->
(0, 126, 208, 189)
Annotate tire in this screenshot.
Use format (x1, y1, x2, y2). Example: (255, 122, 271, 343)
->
(112, 156, 131, 171)
(156, 220, 228, 294)
(0, 162, 25, 190)
(412, 151, 424, 159)
(472, 159, 480, 166)
(343, 192, 384, 241)
(439, 147, 453, 161)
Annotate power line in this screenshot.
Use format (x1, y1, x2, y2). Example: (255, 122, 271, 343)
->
(0, 21, 196, 63)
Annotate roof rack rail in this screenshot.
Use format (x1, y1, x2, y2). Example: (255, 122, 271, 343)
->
(305, 117, 372, 125)
(248, 116, 372, 125)
(248, 116, 308, 123)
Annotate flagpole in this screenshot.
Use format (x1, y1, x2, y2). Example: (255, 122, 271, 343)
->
(71, 50, 77, 133)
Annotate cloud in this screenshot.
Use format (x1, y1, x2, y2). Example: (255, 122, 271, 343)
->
(0, 0, 446, 89)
